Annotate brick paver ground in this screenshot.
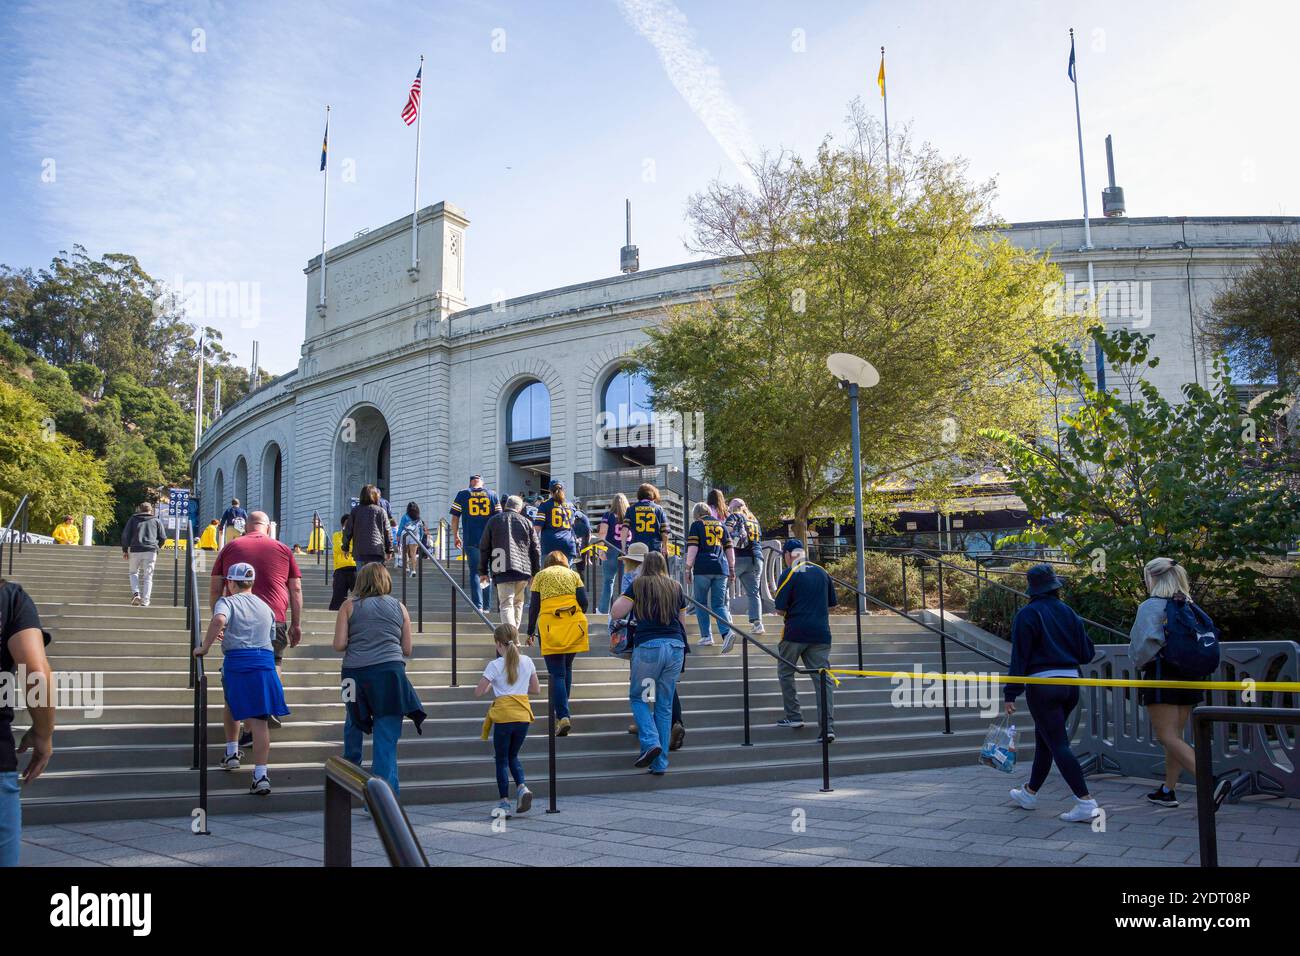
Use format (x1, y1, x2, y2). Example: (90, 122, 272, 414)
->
(20, 766, 1300, 867)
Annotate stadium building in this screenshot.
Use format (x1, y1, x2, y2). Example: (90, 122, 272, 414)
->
(192, 201, 1297, 546)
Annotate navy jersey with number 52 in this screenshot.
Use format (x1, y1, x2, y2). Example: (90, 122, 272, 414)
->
(627, 499, 668, 552)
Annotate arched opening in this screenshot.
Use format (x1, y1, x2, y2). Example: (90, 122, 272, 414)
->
(234, 456, 249, 507)
(597, 367, 655, 468)
(503, 379, 551, 499)
(335, 404, 392, 518)
(260, 442, 283, 528)
(213, 469, 225, 521)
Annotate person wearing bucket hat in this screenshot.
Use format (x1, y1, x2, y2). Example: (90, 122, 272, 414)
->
(1004, 563, 1100, 822)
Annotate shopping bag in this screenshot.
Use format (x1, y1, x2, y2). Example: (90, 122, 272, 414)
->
(978, 715, 1018, 773)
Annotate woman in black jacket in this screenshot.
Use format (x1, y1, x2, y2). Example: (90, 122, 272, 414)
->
(343, 485, 393, 568)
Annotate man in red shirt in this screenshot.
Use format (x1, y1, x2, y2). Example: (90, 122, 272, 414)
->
(210, 511, 303, 667)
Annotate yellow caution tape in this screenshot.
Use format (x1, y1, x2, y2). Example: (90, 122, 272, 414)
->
(824, 668, 1300, 693)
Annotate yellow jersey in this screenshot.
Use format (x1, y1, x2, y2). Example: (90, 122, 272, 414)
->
(332, 530, 356, 570)
(53, 521, 79, 545)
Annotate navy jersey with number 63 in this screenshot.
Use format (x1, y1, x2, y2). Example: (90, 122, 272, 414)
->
(450, 488, 500, 543)
(535, 497, 578, 559)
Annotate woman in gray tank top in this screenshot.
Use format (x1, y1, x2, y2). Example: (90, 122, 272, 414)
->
(333, 563, 423, 794)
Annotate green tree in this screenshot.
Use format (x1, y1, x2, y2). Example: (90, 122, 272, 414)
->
(980, 328, 1300, 609)
(635, 104, 1081, 536)
(1203, 234, 1300, 386)
(0, 378, 112, 533)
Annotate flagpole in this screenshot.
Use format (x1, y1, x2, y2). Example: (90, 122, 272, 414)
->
(318, 104, 330, 315)
(410, 54, 423, 277)
(193, 334, 205, 451)
(1068, 28, 1104, 389)
(880, 46, 890, 176)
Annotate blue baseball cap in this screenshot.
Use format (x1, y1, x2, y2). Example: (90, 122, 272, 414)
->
(782, 538, 804, 553)
(549, 479, 564, 492)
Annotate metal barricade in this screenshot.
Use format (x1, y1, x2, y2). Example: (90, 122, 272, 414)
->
(1073, 640, 1300, 799)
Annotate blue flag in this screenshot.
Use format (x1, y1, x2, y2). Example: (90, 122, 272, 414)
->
(320, 119, 328, 171)
(1067, 37, 1076, 83)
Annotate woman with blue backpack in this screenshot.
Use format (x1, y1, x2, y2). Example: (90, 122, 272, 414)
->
(1128, 556, 1220, 808)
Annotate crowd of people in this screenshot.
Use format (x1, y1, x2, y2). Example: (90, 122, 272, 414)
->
(2, 481, 1232, 852)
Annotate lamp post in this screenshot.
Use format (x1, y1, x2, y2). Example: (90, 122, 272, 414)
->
(827, 353, 880, 617)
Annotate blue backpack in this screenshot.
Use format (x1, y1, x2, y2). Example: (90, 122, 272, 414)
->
(1162, 595, 1220, 676)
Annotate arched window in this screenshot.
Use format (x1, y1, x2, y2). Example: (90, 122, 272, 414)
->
(601, 368, 654, 429)
(509, 381, 551, 442)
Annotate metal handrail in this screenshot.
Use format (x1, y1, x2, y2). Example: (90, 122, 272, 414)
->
(597, 537, 835, 788)
(1193, 706, 1300, 868)
(185, 518, 210, 833)
(0, 493, 30, 576)
(896, 548, 1129, 643)
(323, 755, 428, 867)
(402, 528, 494, 686)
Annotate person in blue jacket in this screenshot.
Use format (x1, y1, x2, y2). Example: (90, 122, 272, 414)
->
(533, 480, 578, 562)
(1003, 564, 1101, 823)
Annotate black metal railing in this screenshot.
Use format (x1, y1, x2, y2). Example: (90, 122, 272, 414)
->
(0, 493, 31, 576)
(894, 549, 1129, 647)
(323, 756, 428, 867)
(599, 537, 837, 791)
(1193, 706, 1300, 868)
(401, 528, 495, 687)
(184, 518, 210, 833)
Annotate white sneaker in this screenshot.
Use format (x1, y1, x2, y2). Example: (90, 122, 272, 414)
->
(130, 594, 141, 606)
(1009, 786, 1037, 810)
(698, 638, 714, 647)
(1059, 798, 1100, 823)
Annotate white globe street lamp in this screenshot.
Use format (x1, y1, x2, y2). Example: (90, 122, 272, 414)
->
(826, 353, 879, 621)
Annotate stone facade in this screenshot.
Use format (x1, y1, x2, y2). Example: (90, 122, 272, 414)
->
(193, 205, 1298, 546)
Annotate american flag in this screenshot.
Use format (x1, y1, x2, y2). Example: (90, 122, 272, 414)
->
(401, 66, 422, 126)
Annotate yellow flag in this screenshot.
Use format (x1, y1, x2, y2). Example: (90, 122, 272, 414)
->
(877, 50, 886, 96)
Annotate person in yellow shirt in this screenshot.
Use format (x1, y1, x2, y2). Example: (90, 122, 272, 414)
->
(198, 520, 220, 550)
(52, 515, 79, 545)
(329, 514, 357, 610)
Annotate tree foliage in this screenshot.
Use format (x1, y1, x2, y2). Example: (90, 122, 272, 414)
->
(635, 104, 1081, 536)
(981, 327, 1300, 609)
(1203, 233, 1300, 386)
(0, 378, 112, 533)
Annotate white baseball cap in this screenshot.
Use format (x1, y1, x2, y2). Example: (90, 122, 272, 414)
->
(225, 562, 256, 583)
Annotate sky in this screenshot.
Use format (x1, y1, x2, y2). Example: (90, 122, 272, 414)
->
(2, 0, 1297, 374)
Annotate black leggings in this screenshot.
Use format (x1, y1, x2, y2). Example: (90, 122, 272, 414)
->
(1025, 683, 1088, 798)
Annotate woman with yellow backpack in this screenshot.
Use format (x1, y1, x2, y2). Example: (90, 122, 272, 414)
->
(525, 551, 589, 736)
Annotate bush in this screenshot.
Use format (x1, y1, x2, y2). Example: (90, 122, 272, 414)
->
(824, 550, 920, 610)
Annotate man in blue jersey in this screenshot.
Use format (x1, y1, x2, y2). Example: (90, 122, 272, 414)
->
(626, 482, 670, 553)
(449, 475, 500, 610)
(773, 539, 838, 742)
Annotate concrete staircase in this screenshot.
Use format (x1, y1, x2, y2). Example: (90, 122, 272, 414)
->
(10, 543, 1026, 823)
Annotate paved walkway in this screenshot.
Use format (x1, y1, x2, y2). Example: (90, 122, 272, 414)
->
(20, 767, 1300, 867)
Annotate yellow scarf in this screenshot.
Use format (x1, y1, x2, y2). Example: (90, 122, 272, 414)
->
(481, 694, 535, 739)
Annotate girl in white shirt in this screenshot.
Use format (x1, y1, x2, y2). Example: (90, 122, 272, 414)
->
(475, 624, 540, 818)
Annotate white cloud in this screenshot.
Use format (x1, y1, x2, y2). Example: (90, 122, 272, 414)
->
(616, 0, 757, 183)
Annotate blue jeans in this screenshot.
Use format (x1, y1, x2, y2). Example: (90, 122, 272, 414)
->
(544, 653, 576, 720)
(492, 722, 529, 798)
(692, 573, 732, 641)
(463, 545, 491, 610)
(599, 551, 623, 613)
(343, 711, 404, 796)
(735, 554, 763, 623)
(0, 772, 19, 867)
(629, 638, 685, 773)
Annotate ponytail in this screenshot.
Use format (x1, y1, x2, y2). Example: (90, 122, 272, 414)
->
(494, 623, 521, 684)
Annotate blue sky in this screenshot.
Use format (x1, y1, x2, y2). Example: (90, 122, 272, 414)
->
(2, 0, 1296, 373)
